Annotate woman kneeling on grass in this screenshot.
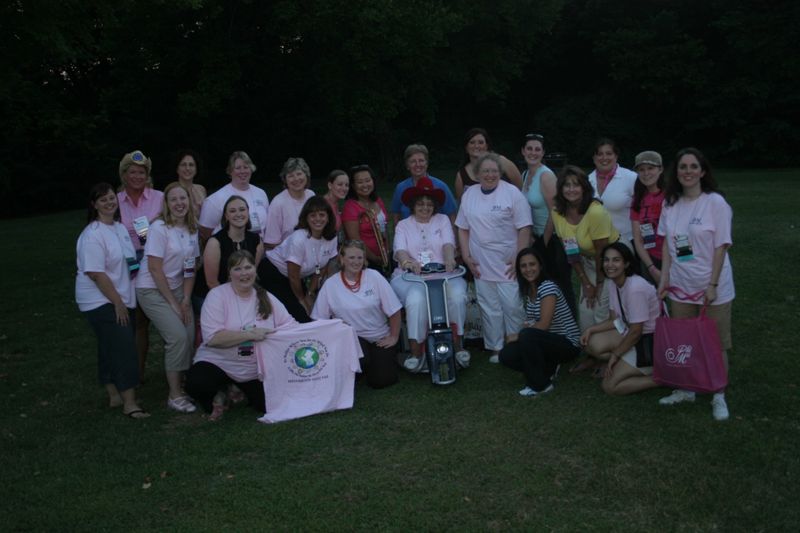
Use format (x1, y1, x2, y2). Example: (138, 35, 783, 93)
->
(185, 251, 298, 420)
(499, 247, 581, 397)
(580, 242, 659, 395)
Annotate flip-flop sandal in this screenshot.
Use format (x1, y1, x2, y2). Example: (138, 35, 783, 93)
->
(124, 409, 150, 419)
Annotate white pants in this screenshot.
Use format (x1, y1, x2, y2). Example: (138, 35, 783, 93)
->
(391, 275, 467, 343)
(577, 255, 610, 333)
(474, 278, 524, 351)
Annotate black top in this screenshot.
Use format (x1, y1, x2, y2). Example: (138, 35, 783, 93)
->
(193, 229, 260, 298)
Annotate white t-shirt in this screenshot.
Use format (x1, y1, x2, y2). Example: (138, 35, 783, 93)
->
(199, 183, 270, 243)
(311, 269, 402, 342)
(135, 220, 200, 290)
(455, 180, 533, 282)
(265, 229, 338, 277)
(658, 192, 735, 304)
(588, 166, 638, 243)
(392, 213, 455, 278)
(607, 275, 659, 334)
(262, 189, 315, 246)
(194, 284, 298, 382)
(75, 221, 137, 311)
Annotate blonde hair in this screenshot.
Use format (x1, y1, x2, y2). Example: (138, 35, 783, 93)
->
(160, 182, 198, 233)
(227, 151, 257, 175)
(118, 150, 154, 190)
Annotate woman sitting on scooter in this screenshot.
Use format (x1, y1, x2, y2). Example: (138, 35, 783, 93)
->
(311, 240, 402, 389)
(499, 247, 581, 396)
(390, 177, 469, 372)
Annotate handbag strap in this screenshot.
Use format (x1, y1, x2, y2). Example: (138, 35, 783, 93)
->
(665, 286, 704, 302)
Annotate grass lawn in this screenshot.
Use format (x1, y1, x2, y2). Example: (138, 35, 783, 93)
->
(1, 169, 798, 531)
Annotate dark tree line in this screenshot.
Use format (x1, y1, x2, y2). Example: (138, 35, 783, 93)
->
(1, 0, 797, 217)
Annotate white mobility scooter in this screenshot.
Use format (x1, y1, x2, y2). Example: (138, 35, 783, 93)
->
(402, 262, 468, 385)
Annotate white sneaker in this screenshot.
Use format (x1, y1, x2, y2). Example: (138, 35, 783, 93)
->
(518, 384, 554, 397)
(455, 350, 471, 368)
(711, 394, 730, 421)
(659, 389, 696, 406)
(167, 395, 197, 413)
(488, 353, 500, 364)
(403, 355, 426, 373)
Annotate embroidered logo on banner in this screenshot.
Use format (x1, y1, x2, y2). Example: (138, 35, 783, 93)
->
(285, 338, 329, 378)
(665, 344, 692, 365)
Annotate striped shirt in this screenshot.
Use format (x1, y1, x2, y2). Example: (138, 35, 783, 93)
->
(524, 280, 581, 347)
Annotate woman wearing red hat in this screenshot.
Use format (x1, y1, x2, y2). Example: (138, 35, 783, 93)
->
(390, 177, 469, 371)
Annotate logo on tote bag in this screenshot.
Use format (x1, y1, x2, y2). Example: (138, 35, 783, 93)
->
(665, 344, 692, 365)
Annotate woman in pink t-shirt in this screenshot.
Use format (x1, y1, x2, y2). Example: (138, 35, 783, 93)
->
(76, 183, 148, 419)
(630, 151, 666, 286)
(581, 243, 659, 395)
(185, 250, 298, 420)
(311, 240, 402, 389)
(656, 148, 734, 421)
(263, 157, 316, 250)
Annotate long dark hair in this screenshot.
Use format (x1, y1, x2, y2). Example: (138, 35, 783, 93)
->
(227, 250, 272, 319)
(219, 195, 252, 231)
(664, 147, 722, 206)
(515, 247, 549, 299)
(172, 148, 204, 183)
(460, 127, 492, 166)
(87, 182, 120, 224)
(295, 195, 337, 240)
(554, 165, 595, 215)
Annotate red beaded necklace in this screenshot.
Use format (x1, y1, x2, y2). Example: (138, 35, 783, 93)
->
(340, 270, 362, 292)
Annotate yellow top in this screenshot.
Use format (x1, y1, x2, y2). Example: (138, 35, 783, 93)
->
(551, 201, 620, 256)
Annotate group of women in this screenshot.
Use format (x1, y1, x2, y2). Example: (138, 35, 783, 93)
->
(75, 132, 735, 422)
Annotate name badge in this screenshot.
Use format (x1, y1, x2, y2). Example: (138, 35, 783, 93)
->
(250, 211, 261, 232)
(675, 234, 694, 262)
(640, 223, 656, 249)
(613, 317, 629, 336)
(183, 257, 195, 278)
(133, 216, 149, 244)
(125, 256, 140, 279)
(239, 325, 254, 357)
(563, 237, 580, 264)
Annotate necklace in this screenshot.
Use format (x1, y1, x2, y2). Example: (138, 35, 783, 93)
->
(340, 270, 362, 292)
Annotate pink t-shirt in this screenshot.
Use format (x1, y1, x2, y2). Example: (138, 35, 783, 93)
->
(262, 189, 315, 246)
(118, 188, 164, 251)
(135, 220, 200, 290)
(392, 213, 455, 278)
(630, 190, 665, 260)
(588, 166, 637, 243)
(265, 229, 338, 277)
(455, 180, 533, 282)
(607, 275, 659, 334)
(341, 198, 388, 259)
(75, 221, 137, 311)
(658, 192, 734, 304)
(199, 183, 270, 243)
(194, 284, 298, 382)
(256, 319, 362, 424)
(311, 269, 402, 342)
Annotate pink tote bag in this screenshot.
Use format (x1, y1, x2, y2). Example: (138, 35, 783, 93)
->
(652, 288, 728, 394)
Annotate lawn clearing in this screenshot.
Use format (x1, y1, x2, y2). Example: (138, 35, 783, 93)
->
(1, 169, 798, 531)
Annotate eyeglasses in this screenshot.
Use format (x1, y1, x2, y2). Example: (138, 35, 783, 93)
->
(525, 133, 544, 142)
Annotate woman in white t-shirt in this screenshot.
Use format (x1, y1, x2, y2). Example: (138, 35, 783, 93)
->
(263, 157, 315, 250)
(656, 148, 734, 421)
(456, 153, 533, 363)
(258, 196, 339, 323)
(136, 182, 201, 413)
(581, 243, 659, 396)
(198, 151, 270, 244)
(312, 240, 402, 389)
(75, 183, 148, 419)
(186, 250, 298, 420)
(587, 138, 638, 245)
(391, 177, 469, 372)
